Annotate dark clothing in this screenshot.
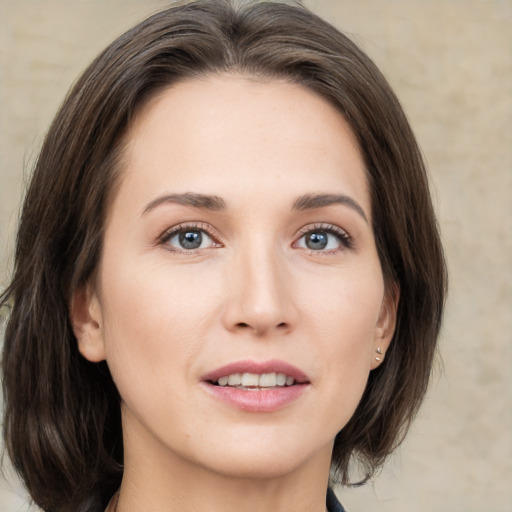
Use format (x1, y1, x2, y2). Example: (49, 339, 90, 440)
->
(327, 487, 347, 512)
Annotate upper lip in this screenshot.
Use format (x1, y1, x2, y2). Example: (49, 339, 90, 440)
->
(201, 359, 310, 384)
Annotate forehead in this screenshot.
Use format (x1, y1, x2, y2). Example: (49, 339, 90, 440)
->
(116, 73, 370, 216)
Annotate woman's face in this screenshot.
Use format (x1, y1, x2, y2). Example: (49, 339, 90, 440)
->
(75, 75, 395, 480)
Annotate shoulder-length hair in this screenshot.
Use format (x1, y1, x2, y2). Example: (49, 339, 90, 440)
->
(1, 1, 447, 510)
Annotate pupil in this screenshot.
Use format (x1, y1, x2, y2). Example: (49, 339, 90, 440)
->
(179, 231, 202, 249)
(306, 232, 328, 250)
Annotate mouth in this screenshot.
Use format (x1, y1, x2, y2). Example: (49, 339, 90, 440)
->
(201, 360, 310, 412)
(211, 371, 297, 389)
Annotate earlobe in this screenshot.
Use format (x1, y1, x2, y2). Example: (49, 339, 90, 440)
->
(371, 283, 399, 370)
(70, 285, 107, 363)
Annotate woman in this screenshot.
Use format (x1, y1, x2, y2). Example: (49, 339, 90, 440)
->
(0, 1, 446, 511)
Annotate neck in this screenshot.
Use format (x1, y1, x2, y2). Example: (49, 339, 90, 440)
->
(116, 412, 333, 512)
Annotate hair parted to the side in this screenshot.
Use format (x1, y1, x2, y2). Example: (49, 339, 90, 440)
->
(1, 1, 447, 510)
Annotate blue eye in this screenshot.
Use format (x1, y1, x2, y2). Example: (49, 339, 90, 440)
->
(305, 231, 329, 250)
(296, 226, 352, 252)
(163, 227, 216, 251)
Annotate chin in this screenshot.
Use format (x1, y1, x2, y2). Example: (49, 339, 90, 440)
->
(187, 431, 333, 482)
(204, 453, 311, 481)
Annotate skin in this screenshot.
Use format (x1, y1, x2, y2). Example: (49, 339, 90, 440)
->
(72, 74, 397, 512)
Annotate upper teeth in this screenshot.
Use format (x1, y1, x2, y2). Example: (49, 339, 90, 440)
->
(216, 373, 295, 387)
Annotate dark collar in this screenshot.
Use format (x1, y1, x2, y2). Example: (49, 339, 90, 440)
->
(327, 487, 347, 512)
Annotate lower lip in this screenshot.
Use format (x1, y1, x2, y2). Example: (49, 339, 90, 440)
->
(202, 383, 309, 413)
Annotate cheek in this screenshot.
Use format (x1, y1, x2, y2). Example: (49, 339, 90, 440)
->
(297, 261, 384, 405)
(97, 256, 222, 393)
(298, 259, 384, 346)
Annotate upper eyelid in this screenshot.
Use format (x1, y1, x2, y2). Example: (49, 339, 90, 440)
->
(295, 222, 352, 239)
(158, 222, 221, 243)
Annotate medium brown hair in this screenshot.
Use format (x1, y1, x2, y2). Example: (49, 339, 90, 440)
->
(1, 1, 447, 510)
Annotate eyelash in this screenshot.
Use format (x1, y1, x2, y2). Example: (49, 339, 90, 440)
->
(158, 222, 222, 254)
(157, 222, 354, 254)
(294, 223, 354, 254)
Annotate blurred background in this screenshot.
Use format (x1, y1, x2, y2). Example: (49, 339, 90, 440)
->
(0, 1, 511, 511)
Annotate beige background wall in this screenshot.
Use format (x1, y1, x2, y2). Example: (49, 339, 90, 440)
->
(1, 1, 511, 511)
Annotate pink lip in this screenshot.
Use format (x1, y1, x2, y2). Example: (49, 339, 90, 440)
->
(200, 359, 310, 413)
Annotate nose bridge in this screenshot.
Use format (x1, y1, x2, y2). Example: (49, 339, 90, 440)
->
(223, 234, 296, 335)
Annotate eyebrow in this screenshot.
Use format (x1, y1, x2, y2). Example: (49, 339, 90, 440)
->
(292, 193, 368, 223)
(142, 192, 226, 215)
(142, 191, 368, 223)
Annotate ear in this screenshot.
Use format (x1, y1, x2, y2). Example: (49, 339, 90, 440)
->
(371, 283, 399, 370)
(70, 284, 107, 363)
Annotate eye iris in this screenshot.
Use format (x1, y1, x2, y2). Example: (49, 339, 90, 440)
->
(306, 231, 328, 250)
(179, 230, 202, 249)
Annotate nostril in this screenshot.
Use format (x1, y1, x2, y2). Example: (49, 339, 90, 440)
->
(277, 322, 287, 329)
(236, 322, 250, 328)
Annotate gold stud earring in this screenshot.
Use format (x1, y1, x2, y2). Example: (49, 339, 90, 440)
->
(375, 346, 383, 362)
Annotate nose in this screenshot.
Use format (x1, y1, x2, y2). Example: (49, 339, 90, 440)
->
(221, 244, 298, 337)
